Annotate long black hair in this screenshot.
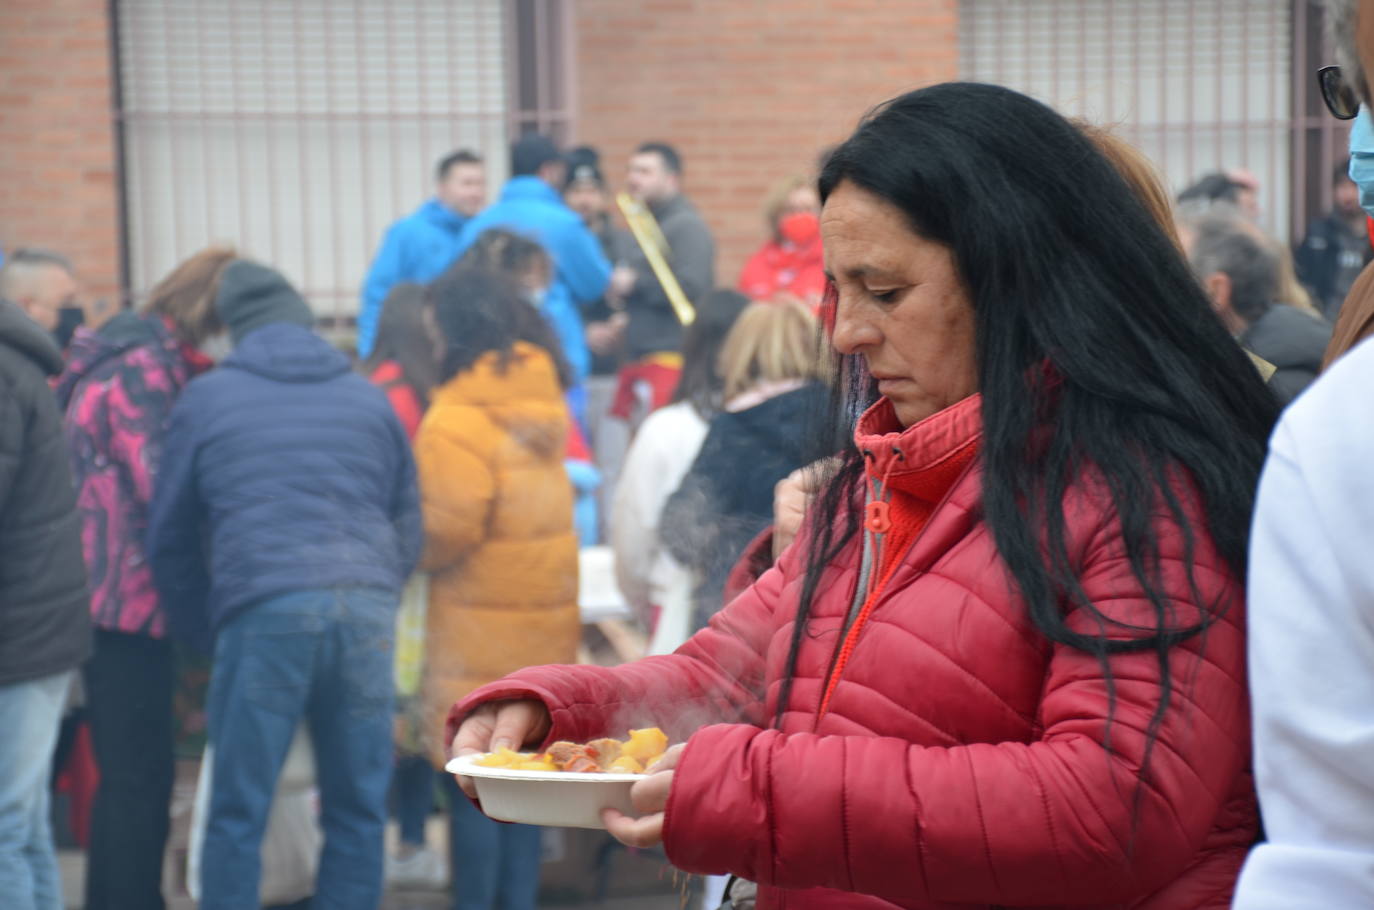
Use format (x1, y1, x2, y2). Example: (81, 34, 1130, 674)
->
(427, 265, 572, 388)
(361, 283, 440, 401)
(776, 84, 1279, 759)
(671, 288, 751, 417)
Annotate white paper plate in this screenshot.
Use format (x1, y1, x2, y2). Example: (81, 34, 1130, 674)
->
(446, 753, 648, 829)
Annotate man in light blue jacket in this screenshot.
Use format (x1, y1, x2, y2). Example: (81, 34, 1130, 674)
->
(357, 150, 486, 356)
(453, 135, 612, 416)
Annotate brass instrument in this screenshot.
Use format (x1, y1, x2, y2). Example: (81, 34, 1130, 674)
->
(615, 192, 695, 326)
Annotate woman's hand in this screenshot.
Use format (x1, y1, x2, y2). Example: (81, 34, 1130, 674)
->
(602, 743, 686, 848)
(449, 699, 552, 799)
(774, 457, 841, 558)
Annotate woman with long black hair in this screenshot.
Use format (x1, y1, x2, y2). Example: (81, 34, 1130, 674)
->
(445, 84, 1277, 909)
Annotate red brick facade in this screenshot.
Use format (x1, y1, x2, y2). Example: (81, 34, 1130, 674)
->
(0, 0, 958, 308)
(0, 0, 122, 302)
(574, 0, 959, 290)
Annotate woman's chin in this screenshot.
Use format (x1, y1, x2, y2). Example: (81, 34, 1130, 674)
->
(886, 395, 937, 429)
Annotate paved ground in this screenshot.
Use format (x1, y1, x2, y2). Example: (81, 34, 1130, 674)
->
(60, 835, 692, 910)
(58, 759, 690, 909)
(60, 849, 686, 909)
(57, 764, 689, 910)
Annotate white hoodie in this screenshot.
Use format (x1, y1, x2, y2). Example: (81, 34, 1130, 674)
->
(610, 401, 708, 654)
(1233, 337, 1374, 907)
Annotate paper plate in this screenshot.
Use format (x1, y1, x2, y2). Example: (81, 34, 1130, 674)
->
(446, 753, 648, 829)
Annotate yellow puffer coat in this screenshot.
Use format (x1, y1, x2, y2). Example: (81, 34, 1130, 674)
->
(415, 341, 579, 766)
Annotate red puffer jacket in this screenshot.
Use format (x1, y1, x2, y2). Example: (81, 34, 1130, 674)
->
(449, 394, 1257, 909)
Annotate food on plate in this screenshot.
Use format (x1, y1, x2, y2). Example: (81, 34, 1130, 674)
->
(608, 755, 644, 773)
(472, 728, 670, 774)
(546, 741, 601, 773)
(473, 746, 558, 771)
(621, 727, 669, 763)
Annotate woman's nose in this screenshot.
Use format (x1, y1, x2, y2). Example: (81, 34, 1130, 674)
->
(830, 298, 877, 356)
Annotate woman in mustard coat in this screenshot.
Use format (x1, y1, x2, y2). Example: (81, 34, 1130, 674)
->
(415, 266, 578, 910)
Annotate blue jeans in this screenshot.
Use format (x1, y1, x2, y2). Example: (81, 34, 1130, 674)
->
(442, 775, 542, 910)
(0, 670, 72, 910)
(201, 588, 396, 910)
(392, 754, 434, 847)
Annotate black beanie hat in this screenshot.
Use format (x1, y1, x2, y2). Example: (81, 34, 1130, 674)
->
(214, 260, 314, 343)
(563, 146, 604, 191)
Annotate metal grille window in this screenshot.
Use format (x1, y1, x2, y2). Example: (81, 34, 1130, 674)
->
(960, 0, 1294, 241)
(509, 0, 574, 142)
(117, 0, 509, 323)
(1292, 0, 1352, 239)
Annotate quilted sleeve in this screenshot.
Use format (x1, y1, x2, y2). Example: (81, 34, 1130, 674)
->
(388, 415, 423, 579)
(662, 493, 1250, 906)
(145, 390, 212, 652)
(445, 552, 787, 751)
(413, 407, 495, 572)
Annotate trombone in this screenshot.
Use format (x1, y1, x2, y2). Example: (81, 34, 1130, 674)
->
(616, 192, 695, 326)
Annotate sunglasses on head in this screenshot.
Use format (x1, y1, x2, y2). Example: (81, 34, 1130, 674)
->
(1319, 65, 1360, 120)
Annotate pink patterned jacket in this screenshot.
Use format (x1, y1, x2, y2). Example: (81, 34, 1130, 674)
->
(56, 313, 210, 638)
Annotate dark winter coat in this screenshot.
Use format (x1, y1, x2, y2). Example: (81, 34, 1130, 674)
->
(660, 382, 829, 628)
(146, 323, 422, 647)
(622, 193, 715, 359)
(0, 299, 91, 685)
(1294, 213, 1371, 321)
(1241, 303, 1333, 405)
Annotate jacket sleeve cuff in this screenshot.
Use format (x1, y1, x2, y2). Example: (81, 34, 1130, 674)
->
(444, 670, 618, 756)
(662, 724, 777, 878)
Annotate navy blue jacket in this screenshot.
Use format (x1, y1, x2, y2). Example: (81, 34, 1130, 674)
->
(147, 323, 422, 647)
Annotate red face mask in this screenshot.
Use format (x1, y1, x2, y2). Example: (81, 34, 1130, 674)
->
(779, 211, 820, 247)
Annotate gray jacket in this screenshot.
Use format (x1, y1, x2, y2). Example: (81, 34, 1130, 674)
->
(623, 193, 715, 359)
(1242, 303, 1333, 406)
(0, 299, 90, 685)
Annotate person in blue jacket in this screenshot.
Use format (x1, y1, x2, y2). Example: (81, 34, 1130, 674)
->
(453, 134, 612, 422)
(358, 149, 487, 357)
(146, 259, 422, 910)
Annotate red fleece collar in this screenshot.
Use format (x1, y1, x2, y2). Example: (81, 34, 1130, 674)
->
(854, 393, 983, 500)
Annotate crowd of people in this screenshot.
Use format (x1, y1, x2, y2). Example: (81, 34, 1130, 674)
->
(5, 3, 1374, 908)
(0, 123, 828, 910)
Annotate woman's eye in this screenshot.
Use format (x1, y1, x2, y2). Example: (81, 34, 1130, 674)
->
(869, 288, 901, 303)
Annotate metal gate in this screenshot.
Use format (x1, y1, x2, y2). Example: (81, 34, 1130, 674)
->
(960, 0, 1346, 244)
(115, 0, 573, 323)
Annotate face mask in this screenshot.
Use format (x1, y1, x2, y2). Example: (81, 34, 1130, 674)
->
(1349, 106, 1374, 218)
(779, 211, 820, 247)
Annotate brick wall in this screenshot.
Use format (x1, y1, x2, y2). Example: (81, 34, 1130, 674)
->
(0, 0, 122, 303)
(574, 0, 959, 291)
